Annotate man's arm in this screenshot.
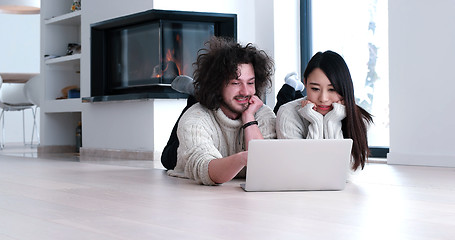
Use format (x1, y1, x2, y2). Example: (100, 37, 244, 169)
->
(241, 95, 265, 150)
(208, 96, 276, 184)
(176, 104, 257, 185)
(208, 151, 247, 184)
(208, 96, 264, 184)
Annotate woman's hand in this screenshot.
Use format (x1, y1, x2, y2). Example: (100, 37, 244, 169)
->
(298, 100, 323, 139)
(323, 102, 346, 139)
(325, 102, 346, 121)
(301, 99, 317, 111)
(334, 99, 345, 106)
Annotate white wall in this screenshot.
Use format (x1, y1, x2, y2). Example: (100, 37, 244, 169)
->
(0, 14, 40, 72)
(81, 0, 300, 155)
(254, 0, 275, 105)
(0, 13, 40, 144)
(81, 1, 155, 151)
(387, 0, 455, 167)
(272, 0, 300, 106)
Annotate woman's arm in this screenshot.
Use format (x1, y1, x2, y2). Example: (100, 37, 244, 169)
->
(276, 100, 307, 139)
(323, 102, 346, 139)
(298, 101, 324, 139)
(276, 98, 325, 139)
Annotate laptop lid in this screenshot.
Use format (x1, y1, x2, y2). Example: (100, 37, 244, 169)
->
(242, 139, 353, 192)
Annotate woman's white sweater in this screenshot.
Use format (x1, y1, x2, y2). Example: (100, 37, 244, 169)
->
(276, 97, 346, 140)
(276, 97, 352, 177)
(167, 103, 277, 185)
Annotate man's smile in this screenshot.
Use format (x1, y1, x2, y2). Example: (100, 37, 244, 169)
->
(234, 95, 250, 104)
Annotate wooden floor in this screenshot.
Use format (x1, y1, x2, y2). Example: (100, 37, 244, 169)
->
(0, 146, 454, 239)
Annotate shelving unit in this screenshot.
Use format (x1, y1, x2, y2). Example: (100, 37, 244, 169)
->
(44, 53, 81, 65)
(44, 10, 81, 25)
(40, 0, 82, 150)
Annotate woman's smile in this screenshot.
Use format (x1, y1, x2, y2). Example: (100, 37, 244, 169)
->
(317, 104, 332, 111)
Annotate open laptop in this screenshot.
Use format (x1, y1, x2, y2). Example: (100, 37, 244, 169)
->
(241, 139, 353, 192)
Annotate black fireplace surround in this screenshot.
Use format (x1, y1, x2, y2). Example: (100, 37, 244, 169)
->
(87, 9, 237, 102)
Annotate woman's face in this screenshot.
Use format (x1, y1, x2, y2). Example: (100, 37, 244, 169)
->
(304, 68, 343, 116)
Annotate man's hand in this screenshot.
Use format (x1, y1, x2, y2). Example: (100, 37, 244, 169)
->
(242, 95, 263, 123)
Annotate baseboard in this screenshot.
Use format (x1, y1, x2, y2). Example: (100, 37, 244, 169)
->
(387, 152, 455, 168)
(38, 145, 75, 154)
(80, 147, 154, 161)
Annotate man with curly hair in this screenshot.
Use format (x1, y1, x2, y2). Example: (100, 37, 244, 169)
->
(165, 37, 276, 185)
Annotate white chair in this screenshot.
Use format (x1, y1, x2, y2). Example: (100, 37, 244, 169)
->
(0, 75, 38, 149)
(24, 75, 40, 146)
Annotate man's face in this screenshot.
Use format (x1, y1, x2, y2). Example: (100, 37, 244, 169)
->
(220, 63, 256, 119)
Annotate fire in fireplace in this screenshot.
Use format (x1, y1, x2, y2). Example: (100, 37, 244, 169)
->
(89, 9, 237, 102)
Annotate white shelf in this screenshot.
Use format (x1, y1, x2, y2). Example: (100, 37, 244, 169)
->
(40, 0, 83, 148)
(44, 10, 81, 25)
(44, 98, 82, 113)
(45, 54, 81, 65)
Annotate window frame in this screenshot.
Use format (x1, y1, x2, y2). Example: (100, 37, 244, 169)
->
(300, 0, 388, 158)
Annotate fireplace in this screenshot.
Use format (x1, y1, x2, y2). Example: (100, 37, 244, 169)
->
(88, 9, 236, 102)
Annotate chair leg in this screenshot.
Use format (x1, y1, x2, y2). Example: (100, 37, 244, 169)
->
(30, 106, 39, 146)
(22, 110, 26, 146)
(0, 107, 39, 149)
(0, 109, 4, 149)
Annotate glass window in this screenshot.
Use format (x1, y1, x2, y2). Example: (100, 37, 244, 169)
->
(310, 0, 389, 149)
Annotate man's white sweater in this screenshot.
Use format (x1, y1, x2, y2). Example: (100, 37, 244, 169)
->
(167, 103, 277, 185)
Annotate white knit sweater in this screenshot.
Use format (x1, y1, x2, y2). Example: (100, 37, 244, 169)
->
(167, 103, 277, 185)
(276, 97, 346, 140)
(276, 97, 353, 177)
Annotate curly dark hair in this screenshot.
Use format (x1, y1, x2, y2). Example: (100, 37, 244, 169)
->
(193, 37, 274, 110)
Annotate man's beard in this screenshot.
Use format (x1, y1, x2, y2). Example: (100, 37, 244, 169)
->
(221, 95, 251, 116)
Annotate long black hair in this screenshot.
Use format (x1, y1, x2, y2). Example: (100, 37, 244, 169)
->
(304, 51, 373, 170)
